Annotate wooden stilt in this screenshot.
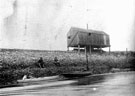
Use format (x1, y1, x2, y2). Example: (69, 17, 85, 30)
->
(85, 46, 87, 56)
(89, 45, 91, 54)
(78, 45, 80, 54)
(109, 46, 111, 54)
(100, 46, 102, 53)
(67, 47, 69, 51)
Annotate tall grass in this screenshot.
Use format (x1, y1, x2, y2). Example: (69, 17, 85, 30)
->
(0, 49, 134, 85)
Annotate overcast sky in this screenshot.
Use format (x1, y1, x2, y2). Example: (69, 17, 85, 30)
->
(0, 0, 135, 51)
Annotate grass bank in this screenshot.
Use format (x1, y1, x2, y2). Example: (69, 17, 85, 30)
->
(0, 49, 135, 85)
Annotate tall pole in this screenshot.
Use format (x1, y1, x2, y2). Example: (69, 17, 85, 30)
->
(85, 46, 89, 70)
(85, 24, 89, 71)
(23, 4, 28, 42)
(89, 45, 91, 54)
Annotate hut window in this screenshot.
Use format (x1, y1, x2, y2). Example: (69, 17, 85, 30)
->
(88, 33, 91, 36)
(68, 36, 71, 39)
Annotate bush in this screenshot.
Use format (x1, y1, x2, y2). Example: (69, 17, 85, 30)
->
(0, 70, 17, 85)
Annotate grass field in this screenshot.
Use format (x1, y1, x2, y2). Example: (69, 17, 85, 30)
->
(0, 49, 135, 85)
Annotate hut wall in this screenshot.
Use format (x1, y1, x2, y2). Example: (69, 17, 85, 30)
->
(106, 35, 110, 46)
(67, 27, 110, 48)
(67, 29, 79, 47)
(78, 32, 110, 47)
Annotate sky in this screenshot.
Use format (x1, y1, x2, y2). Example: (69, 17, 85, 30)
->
(0, 0, 135, 51)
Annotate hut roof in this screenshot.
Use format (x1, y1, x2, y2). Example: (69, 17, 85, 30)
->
(69, 27, 108, 35)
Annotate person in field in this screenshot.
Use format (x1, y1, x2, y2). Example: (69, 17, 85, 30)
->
(54, 57, 60, 67)
(38, 57, 44, 68)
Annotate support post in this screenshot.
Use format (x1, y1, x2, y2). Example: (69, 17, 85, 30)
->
(85, 46, 87, 56)
(67, 47, 69, 51)
(100, 46, 102, 53)
(109, 46, 111, 55)
(89, 45, 91, 54)
(78, 45, 80, 55)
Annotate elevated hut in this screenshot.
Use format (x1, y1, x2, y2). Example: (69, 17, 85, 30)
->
(67, 27, 110, 54)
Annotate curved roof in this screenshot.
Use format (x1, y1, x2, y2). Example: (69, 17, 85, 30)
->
(70, 27, 108, 35)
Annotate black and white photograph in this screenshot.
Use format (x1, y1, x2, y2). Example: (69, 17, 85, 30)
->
(0, 0, 135, 96)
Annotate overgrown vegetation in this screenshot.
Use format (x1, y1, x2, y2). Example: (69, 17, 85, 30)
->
(0, 49, 135, 86)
